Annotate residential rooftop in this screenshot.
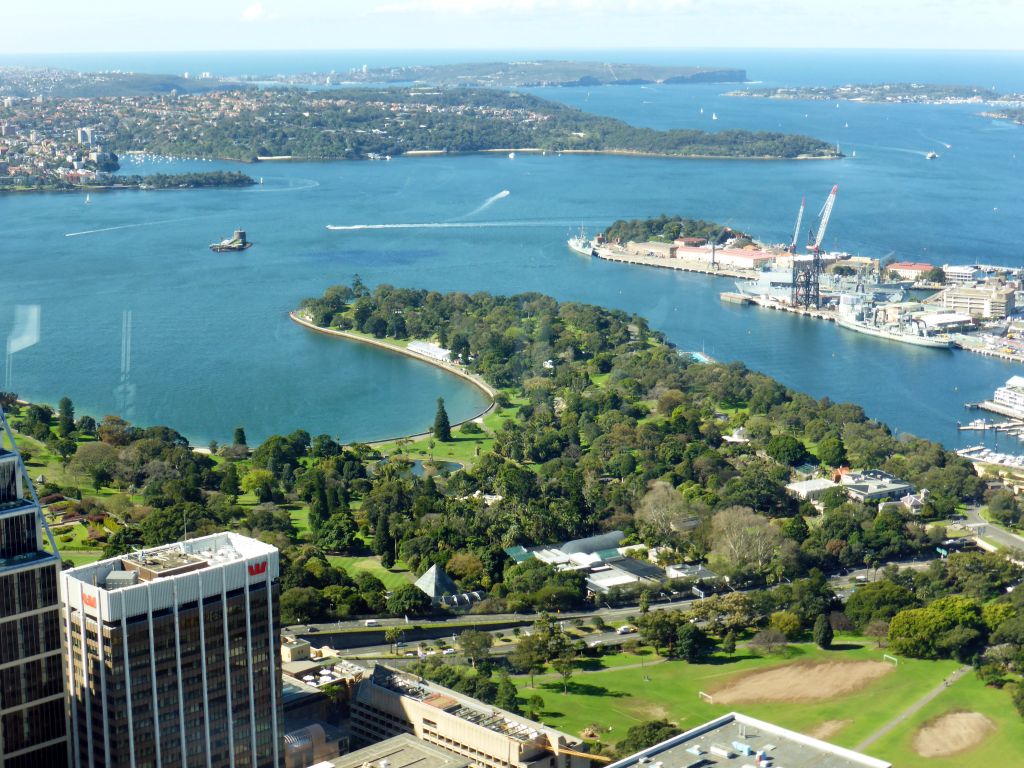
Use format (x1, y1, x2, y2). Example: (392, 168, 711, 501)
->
(606, 713, 890, 768)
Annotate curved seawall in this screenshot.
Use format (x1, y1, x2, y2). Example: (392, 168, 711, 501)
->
(288, 312, 497, 443)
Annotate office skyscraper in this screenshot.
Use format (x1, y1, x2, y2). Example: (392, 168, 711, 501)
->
(60, 532, 283, 768)
(0, 410, 69, 768)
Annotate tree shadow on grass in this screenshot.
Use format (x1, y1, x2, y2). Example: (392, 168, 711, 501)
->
(539, 681, 628, 697)
(537, 709, 565, 719)
(702, 653, 761, 666)
(576, 658, 608, 671)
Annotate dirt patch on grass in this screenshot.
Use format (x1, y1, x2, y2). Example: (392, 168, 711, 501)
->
(620, 701, 669, 722)
(912, 712, 995, 758)
(711, 661, 891, 704)
(809, 720, 851, 740)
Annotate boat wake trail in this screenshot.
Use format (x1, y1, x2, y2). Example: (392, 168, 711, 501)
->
(845, 143, 931, 158)
(65, 216, 203, 237)
(917, 131, 952, 150)
(463, 189, 510, 218)
(326, 219, 570, 232)
(245, 178, 321, 193)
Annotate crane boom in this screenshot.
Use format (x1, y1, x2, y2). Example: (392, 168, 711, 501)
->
(810, 184, 839, 251)
(789, 196, 805, 251)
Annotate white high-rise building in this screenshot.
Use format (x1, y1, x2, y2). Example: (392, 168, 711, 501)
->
(60, 532, 284, 768)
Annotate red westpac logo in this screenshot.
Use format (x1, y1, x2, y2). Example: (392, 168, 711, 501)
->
(82, 594, 97, 608)
(248, 561, 268, 577)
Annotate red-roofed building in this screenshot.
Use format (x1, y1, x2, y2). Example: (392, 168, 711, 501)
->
(887, 262, 934, 280)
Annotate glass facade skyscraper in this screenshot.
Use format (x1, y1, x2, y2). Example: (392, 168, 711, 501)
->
(0, 411, 69, 768)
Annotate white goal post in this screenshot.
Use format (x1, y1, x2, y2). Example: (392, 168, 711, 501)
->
(883, 654, 899, 667)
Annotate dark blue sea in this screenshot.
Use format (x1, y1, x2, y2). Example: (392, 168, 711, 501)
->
(2, 50, 1023, 448)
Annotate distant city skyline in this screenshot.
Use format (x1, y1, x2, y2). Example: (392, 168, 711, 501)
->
(6, 0, 1022, 55)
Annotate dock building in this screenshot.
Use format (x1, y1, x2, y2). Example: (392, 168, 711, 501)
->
(59, 532, 284, 768)
(925, 282, 1015, 319)
(605, 712, 890, 768)
(941, 265, 984, 284)
(886, 262, 933, 281)
(992, 376, 1024, 418)
(0, 412, 69, 768)
(351, 664, 590, 768)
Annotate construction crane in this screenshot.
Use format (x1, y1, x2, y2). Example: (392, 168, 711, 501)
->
(793, 184, 839, 309)
(808, 184, 839, 254)
(788, 196, 805, 252)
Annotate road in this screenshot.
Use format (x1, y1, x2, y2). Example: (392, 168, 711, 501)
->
(286, 557, 942, 656)
(962, 506, 1024, 552)
(340, 628, 639, 662)
(285, 592, 700, 637)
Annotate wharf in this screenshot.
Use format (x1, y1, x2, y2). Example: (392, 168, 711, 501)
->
(720, 291, 753, 305)
(593, 246, 756, 280)
(950, 334, 1024, 363)
(975, 400, 1024, 420)
(724, 292, 837, 322)
(725, 294, 1024, 363)
(957, 418, 1022, 432)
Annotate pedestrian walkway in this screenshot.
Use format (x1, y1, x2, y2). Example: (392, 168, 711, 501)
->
(854, 665, 969, 751)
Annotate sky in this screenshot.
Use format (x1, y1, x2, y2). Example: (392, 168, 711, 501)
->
(6, 0, 1022, 54)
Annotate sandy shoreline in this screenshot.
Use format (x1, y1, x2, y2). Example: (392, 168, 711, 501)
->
(288, 312, 498, 446)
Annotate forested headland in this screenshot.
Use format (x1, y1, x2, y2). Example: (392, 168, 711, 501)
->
(97, 88, 838, 161)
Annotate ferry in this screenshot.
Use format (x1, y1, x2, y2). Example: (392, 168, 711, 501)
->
(834, 315, 953, 349)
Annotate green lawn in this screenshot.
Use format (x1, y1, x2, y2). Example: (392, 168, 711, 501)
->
(867, 670, 1024, 768)
(57, 550, 106, 566)
(373, 391, 527, 470)
(510, 640, 1009, 767)
(290, 505, 312, 538)
(327, 554, 415, 590)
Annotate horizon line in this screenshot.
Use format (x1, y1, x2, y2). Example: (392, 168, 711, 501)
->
(4, 46, 1024, 57)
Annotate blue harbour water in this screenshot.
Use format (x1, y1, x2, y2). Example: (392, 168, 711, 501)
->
(2, 50, 1024, 447)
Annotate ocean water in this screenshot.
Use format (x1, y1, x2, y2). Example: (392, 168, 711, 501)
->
(2, 50, 1023, 447)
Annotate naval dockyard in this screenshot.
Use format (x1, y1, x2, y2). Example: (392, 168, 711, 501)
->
(569, 184, 1024, 363)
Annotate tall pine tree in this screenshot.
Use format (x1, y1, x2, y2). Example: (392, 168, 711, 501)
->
(433, 397, 452, 442)
(57, 396, 75, 437)
(813, 614, 834, 649)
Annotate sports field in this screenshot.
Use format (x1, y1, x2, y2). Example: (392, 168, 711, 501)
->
(511, 641, 1023, 767)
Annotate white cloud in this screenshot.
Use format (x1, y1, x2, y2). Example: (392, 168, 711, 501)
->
(242, 2, 267, 21)
(371, 0, 697, 14)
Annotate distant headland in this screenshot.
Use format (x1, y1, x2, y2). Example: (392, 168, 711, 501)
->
(299, 60, 747, 88)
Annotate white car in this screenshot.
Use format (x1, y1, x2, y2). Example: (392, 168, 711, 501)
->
(615, 625, 637, 635)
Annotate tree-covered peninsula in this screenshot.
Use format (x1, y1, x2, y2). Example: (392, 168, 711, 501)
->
(602, 215, 750, 244)
(0, 169, 256, 193)
(2, 86, 838, 163)
(120, 88, 836, 160)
